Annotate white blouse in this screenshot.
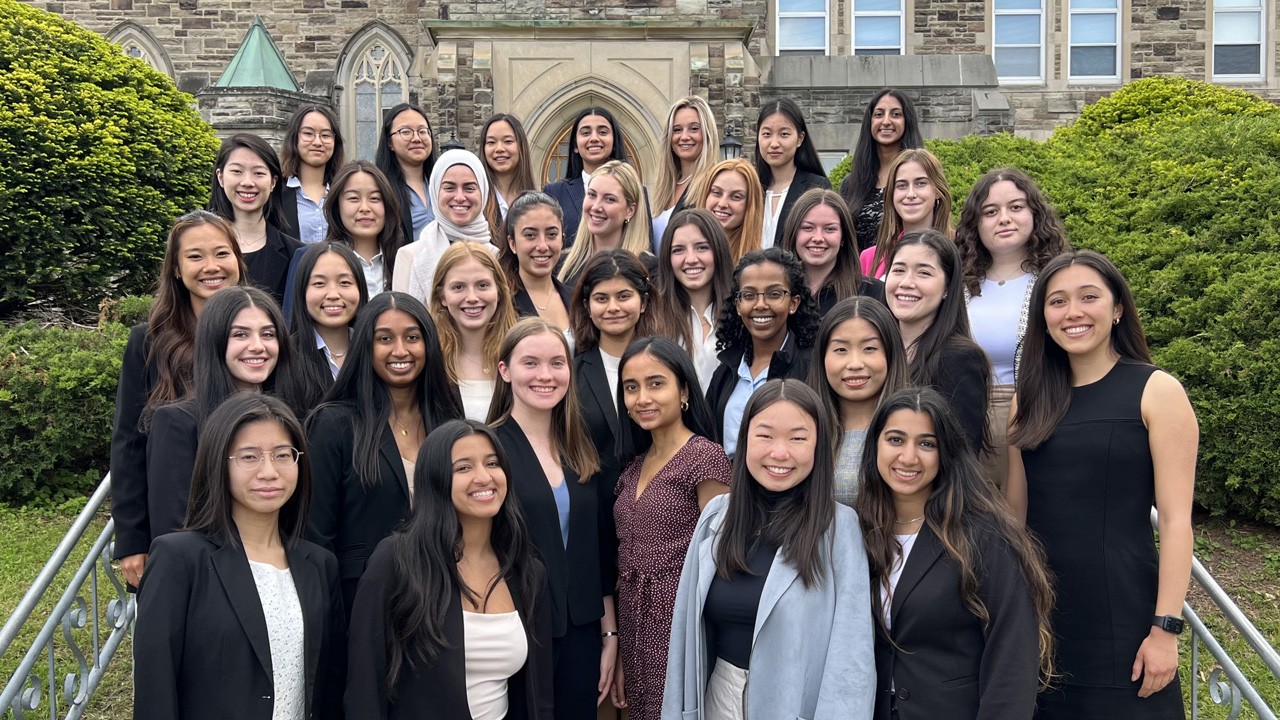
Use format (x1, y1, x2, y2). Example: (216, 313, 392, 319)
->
(462, 610, 529, 720)
(459, 379, 497, 423)
(686, 304, 719, 395)
(248, 561, 306, 720)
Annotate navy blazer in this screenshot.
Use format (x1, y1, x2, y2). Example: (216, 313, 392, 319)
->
(134, 530, 345, 720)
(245, 224, 303, 307)
(111, 323, 156, 560)
(491, 420, 610, 637)
(344, 538, 555, 720)
(770, 170, 833, 248)
(543, 177, 584, 249)
(305, 404, 412, 614)
(872, 525, 1039, 720)
(704, 339, 814, 445)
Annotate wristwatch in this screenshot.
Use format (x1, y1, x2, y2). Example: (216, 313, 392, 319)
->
(1153, 615, 1185, 635)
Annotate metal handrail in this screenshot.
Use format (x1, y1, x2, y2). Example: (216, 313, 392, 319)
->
(0, 474, 135, 719)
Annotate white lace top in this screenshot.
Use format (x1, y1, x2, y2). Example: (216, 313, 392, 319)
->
(248, 561, 306, 720)
(462, 610, 528, 720)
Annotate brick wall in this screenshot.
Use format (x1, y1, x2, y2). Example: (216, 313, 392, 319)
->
(1129, 0, 1206, 80)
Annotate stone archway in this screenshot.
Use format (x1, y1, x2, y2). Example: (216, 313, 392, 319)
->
(524, 80, 664, 186)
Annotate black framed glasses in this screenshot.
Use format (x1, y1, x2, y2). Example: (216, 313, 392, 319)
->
(735, 289, 791, 305)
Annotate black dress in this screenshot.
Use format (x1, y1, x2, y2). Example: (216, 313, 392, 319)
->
(1022, 360, 1185, 719)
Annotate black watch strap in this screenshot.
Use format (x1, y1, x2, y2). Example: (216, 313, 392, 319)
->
(1153, 614, 1185, 635)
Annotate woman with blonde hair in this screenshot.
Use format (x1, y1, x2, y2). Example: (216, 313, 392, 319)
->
(864, 148, 953, 279)
(688, 158, 765, 262)
(558, 160, 654, 287)
(427, 241, 518, 422)
(651, 96, 721, 245)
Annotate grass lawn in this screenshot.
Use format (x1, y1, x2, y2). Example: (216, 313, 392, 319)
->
(0, 507, 1276, 719)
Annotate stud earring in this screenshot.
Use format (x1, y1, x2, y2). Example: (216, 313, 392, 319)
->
(1113, 317, 1120, 325)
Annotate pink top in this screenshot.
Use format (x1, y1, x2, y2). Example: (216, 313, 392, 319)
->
(860, 246, 886, 279)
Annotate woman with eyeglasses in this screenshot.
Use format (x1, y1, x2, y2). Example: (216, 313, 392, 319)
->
(280, 105, 345, 245)
(376, 103, 437, 247)
(705, 247, 819, 458)
(135, 392, 345, 720)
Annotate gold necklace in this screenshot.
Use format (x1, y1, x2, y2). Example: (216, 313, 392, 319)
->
(893, 515, 924, 525)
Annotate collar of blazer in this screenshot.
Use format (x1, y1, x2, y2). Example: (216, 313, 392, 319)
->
(577, 349, 619, 436)
(885, 523, 945, 627)
(715, 333, 800, 374)
(377, 423, 412, 502)
(207, 532, 326, 689)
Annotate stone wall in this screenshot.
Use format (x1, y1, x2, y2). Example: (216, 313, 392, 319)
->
(1129, 0, 1207, 80)
(912, 0, 988, 55)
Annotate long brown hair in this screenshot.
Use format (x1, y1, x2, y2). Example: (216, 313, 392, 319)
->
(487, 318, 601, 480)
(872, 148, 953, 277)
(650, 209, 734, 351)
(143, 211, 247, 428)
(568, 250, 656, 357)
(781, 188, 866, 302)
(955, 167, 1070, 297)
(428, 242, 518, 383)
(858, 387, 1056, 688)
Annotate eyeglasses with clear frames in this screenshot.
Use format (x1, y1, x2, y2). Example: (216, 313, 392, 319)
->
(735, 289, 792, 304)
(300, 129, 335, 143)
(393, 127, 432, 141)
(229, 447, 303, 472)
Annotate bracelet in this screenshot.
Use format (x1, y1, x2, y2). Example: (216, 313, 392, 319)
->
(601, 630, 619, 638)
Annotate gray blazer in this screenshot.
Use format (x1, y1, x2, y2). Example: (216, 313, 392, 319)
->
(662, 493, 876, 720)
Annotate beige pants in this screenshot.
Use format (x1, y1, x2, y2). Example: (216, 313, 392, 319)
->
(981, 383, 1015, 492)
(704, 658, 748, 720)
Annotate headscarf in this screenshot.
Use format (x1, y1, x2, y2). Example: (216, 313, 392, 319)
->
(409, 150, 495, 297)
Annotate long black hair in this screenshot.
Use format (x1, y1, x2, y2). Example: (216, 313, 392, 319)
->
(190, 286, 303, 423)
(614, 336, 717, 465)
(312, 292, 464, 488)
(384, 419, 544, 690)
(715, 246, 819, 356)
(563, 106, 629, 179)
(209, 133, 288, 232)
(375, 103, 436, 191)
(716, 379, 837, 588)
(568, 249, 656, 356)
(839, 89, 923, 245)
(279, 104, 345, 183)
(287, 243, 370, 409)
(185, 392, 312, 548)
(752, 98, 826, 188)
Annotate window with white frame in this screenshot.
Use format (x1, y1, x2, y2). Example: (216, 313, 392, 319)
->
(1068, 0, 1121, 81)
(994, 0, 1045, 81)
(852, 0, 905, 55)
(1214, 0, 1264, 78)
(777, 0, 828, 55)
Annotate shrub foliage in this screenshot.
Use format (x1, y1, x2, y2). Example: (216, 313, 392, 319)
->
(0, 0, 218, 319)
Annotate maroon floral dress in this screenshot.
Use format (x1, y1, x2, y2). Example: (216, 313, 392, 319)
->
(613, 434, 732, 720)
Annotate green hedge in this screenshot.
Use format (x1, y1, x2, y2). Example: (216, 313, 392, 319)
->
(0, 0, 219, 320)
(828, 78, 1280, 524)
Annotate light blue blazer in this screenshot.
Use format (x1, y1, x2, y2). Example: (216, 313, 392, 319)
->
(662, 493, 876, 720)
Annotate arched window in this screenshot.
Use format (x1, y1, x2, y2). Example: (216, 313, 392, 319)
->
(540, 123, 644, 186)
(338, 26, 412, 160)
(107, 23, 173, 77)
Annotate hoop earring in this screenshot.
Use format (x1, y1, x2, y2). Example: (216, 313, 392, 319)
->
(681, 399, 689, 411)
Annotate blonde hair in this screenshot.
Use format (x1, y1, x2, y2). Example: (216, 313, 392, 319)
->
(558, 161, 649, 283)
(653, 96, 721, 213)
(872, 148, 954, 275)
(428, 242, 518, 383)
(689, 158, 765, 262)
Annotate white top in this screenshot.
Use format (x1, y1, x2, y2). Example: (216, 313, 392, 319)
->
(600, 349, 621, 413)
(248, 561, 306, 720)
(462, 610, 528, 720)
(761, 185, 790, 250)
(967, 273, 1032, 385)
(354, 251, 385, 298)
(651, 205, 676, 254)
(403, 457, 416, 507)
(459, 379, 497, 423)
(685, 304, 719, 395)
(881, 532, 919, 629)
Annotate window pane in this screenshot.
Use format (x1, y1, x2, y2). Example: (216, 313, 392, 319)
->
(1071, 0, 1116, 8)
(1071, 13, 1117, 43)
(996, 47, 1042, 77)
(780, 17, 827, 48)
(781, 0, 826, 13)
(1214, 12, 1262, 43)
(996, 0, 1041, 8)
(854, 47, 901, 55)
(1215, 44, 1262, 75)
(1215, 0, 1260, 7)
(855, 0, 901, 11)
(996, 15, 1041, 44)
(855, 16, 901, 47)
(1070, 46, 1116, 76)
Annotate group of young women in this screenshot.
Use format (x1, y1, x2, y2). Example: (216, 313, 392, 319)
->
(110, 88, 1198, 720)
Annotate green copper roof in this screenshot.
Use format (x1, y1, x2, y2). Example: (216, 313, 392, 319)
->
(215, 17, 299, 91)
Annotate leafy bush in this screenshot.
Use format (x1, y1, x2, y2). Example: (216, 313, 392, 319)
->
(0, 322, 128, 504)
(0, 0, 219, 320)
(98, 295, 154, 328)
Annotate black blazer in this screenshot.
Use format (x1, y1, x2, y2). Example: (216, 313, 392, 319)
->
(814, 277, 888, 316)
(134, 530, 345, 720)
(928, 341, 991, 456)
(344, 538, 555, 720)
(512, 278, 574, 319)
(111, 323, 156, 560)
(543, 177, 584, 249)
(245, 224, 303, 307)
(572, 348, 622, 589)
(281, 184, 302, 240)
(305, 404, 412, 613)
(146, 402, 200, 542)
(771, 170, 832, 248)
(491, 420, 610, 637)
(872, 525, 1039, 720)
(704, 338, 814, 445)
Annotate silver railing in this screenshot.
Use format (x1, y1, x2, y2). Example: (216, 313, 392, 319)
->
(1152, 508, 1280, 719)
(0, 475, 135, 719)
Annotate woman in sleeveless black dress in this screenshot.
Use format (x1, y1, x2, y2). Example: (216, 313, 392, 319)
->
(1007, 251, 1198, 719)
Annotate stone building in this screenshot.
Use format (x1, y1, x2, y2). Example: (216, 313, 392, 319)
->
(27, 0, 1279, 180)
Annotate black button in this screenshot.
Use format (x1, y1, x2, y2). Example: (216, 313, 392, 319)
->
(896, 688, 911, 700)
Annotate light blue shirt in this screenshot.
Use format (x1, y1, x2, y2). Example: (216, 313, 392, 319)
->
(551, 480, 570, 548)
(406, 184, 435, 241)
(722, 333, 792, 458)
(286, 176, 328, 244)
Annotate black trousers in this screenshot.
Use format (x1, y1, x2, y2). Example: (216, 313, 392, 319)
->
(552, 618, 602, 720)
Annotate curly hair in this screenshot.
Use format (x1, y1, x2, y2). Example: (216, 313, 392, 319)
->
(955, 167, 1071, 297)
(715, 247, 819, 357)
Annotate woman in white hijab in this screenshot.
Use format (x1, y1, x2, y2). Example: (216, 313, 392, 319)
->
(393, 149, 499, 302)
